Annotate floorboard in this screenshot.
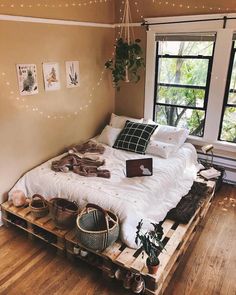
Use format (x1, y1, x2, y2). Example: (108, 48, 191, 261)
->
(0, 184, 235, 295)
(165, 184, 236, 295)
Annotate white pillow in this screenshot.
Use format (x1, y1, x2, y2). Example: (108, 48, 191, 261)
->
(152, 125, 189, 146)
(98, 125, 122, 147)
(109, 113, 143, 129)
(143, 119, 157, 125)
(146, 140, 177, 159)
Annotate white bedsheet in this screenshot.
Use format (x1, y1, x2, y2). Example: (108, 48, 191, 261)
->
(9, 142, 198, 248)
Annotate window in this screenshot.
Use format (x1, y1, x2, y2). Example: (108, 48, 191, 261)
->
(153, 34, 215, 137)
(219, 37, 236, 143)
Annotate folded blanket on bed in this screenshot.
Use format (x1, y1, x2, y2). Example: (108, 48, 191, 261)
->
(51, 154, 110, 178)
(69, 140, 105, 154)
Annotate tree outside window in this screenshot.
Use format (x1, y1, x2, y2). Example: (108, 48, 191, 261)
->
(219, 40, 236, 143)
(154, 34, 215, 137)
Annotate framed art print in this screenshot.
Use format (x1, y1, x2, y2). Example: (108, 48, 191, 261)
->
(43, 62, 61, 91)
(66, 61, 80, 88)
(16, 64, 38, 96)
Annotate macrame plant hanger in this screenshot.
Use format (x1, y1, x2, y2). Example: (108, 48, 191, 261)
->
(120, 0, 135, 82)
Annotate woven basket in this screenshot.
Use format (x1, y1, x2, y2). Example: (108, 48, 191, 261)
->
(30, 195, 49, 218)
(49, 198, 79, 229)
(76, 203, 119, 252)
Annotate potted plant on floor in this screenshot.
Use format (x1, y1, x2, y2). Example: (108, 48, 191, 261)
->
(135, 220, 165, 275)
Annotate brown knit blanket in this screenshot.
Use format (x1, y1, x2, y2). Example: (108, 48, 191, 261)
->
(68, 140, 105, 154)
(52, 141, 110, 178)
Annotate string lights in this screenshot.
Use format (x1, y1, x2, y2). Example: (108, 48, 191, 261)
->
(1, 68, 106, 120)
(0, 0, 234, 14)
(1, 0, 235, 120)
(132, 0, 235, 20)
(0, 0, 112, 9)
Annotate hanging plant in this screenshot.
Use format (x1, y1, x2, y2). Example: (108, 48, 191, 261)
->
(105, 0, 145, 90)
(105, 38, 145, 90)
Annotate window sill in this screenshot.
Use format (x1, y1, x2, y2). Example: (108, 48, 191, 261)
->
(187, 135, 236, 155)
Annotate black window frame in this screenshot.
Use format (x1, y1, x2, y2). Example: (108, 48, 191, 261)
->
(153, 38, 215, 137)
(218, 40, 236, 143)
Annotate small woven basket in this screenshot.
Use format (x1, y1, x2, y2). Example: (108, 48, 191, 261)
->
(49, 198, 79, 229)
(76, 203, 119, 252)
(30, 195, 49, 218)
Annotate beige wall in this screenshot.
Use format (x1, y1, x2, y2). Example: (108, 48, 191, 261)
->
(0, 0, 114, 23)
(115, 27, 146, 118)
(0, 3, 114, 202)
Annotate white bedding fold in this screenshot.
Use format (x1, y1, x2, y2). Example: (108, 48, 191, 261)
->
(9, 142, 198, 248)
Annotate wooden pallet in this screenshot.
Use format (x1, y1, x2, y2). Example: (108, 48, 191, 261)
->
(65, 179, 215, 295)
(1, 201, 71, 255)
(0, 178, 215, 294)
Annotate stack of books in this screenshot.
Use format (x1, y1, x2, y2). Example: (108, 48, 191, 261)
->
(200, 167, 221, 180)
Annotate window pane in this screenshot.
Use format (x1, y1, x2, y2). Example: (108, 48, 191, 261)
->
(158, 58, 209, 87)
(157, 85, 205, 108)
(228, 92, 236, 104)
(220, 107, 236, 143)
(229, 54, 236, 104)
(155, 105, 205, 137)
(158, 41, 214, 56)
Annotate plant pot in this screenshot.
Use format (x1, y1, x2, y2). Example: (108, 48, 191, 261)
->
(146, 258, 160, 275)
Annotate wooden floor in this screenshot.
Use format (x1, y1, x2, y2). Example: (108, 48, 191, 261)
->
(0, 184, 235, 295)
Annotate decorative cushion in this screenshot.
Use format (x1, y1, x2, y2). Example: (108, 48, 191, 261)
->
(109, 113, 143, 129)
(113, 121, 158, 154)
(98, 125, 122, 147)
(152, 125, 189, 146)
(146, 140, 177, 159)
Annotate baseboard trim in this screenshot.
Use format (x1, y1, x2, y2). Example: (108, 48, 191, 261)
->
(224, 179, 236, 185)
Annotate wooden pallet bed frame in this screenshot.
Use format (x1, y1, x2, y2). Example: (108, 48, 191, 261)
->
(1, 203, 70, 255)
(1, 177, 215, 295)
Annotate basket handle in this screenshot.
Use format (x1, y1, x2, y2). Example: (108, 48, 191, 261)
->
(85, 203, 118, 225)
(85, 203, 110, 234)
(85, 203, 108, 216)
(32, 194, 48, 208)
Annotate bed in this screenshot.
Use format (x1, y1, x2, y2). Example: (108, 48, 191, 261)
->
(8, 139, 198, 249)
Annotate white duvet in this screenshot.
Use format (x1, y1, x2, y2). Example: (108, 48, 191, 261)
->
(9, 142, 198, 248)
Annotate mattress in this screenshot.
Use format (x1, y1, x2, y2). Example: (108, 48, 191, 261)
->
(8, 141, 199, 248)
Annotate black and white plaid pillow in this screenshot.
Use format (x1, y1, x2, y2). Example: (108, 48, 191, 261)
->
(113, 121, 158, 154)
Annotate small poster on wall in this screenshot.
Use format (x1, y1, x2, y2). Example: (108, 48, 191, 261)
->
(66, 61, 80, 88)
(43, 62, 61, 91)
(16, 64, 38, 96)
